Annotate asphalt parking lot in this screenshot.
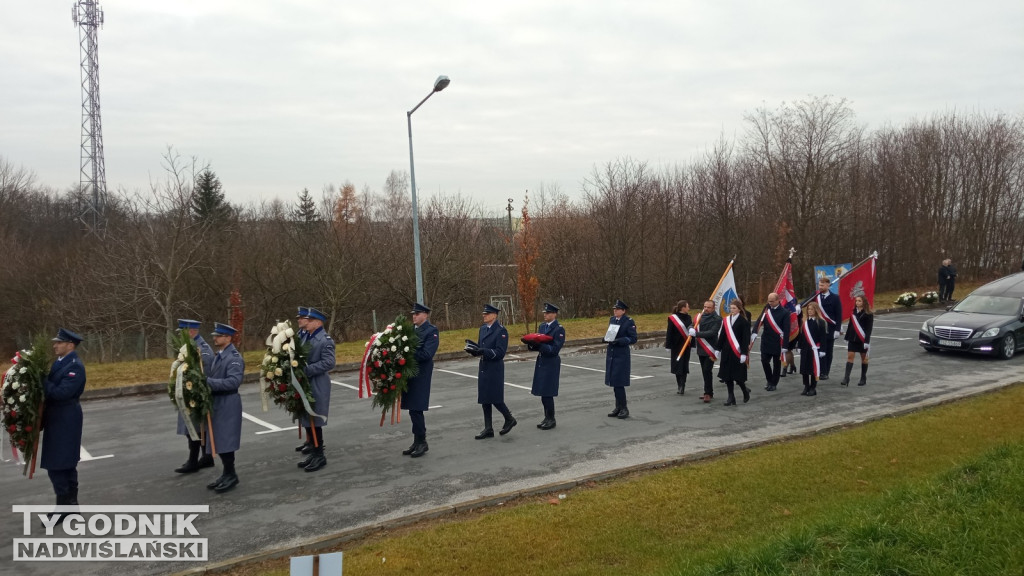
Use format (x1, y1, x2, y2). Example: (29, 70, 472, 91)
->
(2, 309, 1021, 575)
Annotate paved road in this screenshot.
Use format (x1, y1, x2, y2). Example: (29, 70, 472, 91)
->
(2, 310, 1021, 574)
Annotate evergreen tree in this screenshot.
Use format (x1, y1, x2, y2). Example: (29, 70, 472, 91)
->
(191, 169, 229, 224)
(293, 187, 319, 222)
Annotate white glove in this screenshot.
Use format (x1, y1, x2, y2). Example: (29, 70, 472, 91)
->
(688, 328, 696, 337)
(782, 348, 788, 354)
(740, 355, 747, 363)
(750, 334, 757, 344)
(712, 349, 720, 360)
(795, 304, 801, 314)
(818, 351, 825, 358)
(864, 343, 870, 351)
(834, 331, 841, 339)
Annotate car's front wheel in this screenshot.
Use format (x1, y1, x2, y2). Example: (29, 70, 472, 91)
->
(998, 334, 1016, 360)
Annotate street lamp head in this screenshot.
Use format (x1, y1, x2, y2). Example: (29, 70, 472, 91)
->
(433, 75, 451, 92)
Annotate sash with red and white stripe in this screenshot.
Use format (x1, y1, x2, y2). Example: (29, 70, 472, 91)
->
(816, 293, 835, 325)
(851, 312, 868, 343)
(668, 313, 689, 337)
(802, 319, 821, 379)
(693, 313, 718, 358)
(723, 315, 743, 359)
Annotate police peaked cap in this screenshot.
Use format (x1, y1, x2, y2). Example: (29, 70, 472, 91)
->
(613, 299, 629, 310)
(177, 319, 201, 329)
(52, 328, 84, 345)
(212, 322, 238, 336)
(482, 304, 501, 314)
(296, 306, 309, 318)
(411, 303, 431, 314)
(543, 302, 560, 313)
(306, 308, 328, 322)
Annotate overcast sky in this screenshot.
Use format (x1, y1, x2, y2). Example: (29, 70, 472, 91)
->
(2, 1, 1022, 213)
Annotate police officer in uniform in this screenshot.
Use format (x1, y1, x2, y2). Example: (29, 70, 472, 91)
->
(751, 293, 791, 392)
(689, 300, 722, 403)
(296, 307, 335, 472)
(605, 299, 638, 419)
(814, 278, 843, 380)
(204, 323, 244, 493)
(42, 328, 87, 519)
(293, 306, 312, 454)
(465, 304, 516, 438)
(401, 303, 439, 457)
(527, 302, 565, 430)
(174, 319, 215, 474)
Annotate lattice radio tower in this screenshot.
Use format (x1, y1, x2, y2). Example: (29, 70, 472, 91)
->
(72, 0, 107, 233)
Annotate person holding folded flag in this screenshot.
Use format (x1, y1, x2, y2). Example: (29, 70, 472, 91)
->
(526, 302, 565, 430)
(665, 300, 693, 395)
(840, 295, 874, 386)
(798, 303, 827, 396)
(750, 293, 790, 392)
(715, 300, 752, 406)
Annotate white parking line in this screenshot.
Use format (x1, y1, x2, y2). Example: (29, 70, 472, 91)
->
(242, 411, 293, 434)
(80, 445, 114, 462)
(561, 362, 654, 380)
(873, 326, 922, 332)
(436, 368, 533, 390)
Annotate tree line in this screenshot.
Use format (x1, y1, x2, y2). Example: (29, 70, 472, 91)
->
(2, 97, 1022, 361)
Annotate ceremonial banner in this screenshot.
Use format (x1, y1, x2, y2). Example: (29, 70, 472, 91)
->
(813, 263, 851, 294)
(776, 258, 800, 341)
(835, 254, 877, 322)
(713, 267, 739, 318)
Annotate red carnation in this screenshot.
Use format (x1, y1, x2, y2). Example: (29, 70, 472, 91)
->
(294, 392, 300, 399)
(374, 360, 381, 368)
(24, 425, 32, 432)
(278, 383, 287, 392)
(395, 373, 402, 379)
(398, 358, 406, 366)
(382, 350, 388, 357)
(10, 411, 16, 419)
(7, 425, 15, 433)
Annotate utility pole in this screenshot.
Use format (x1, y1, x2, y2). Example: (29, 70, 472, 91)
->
(73, 0, 107, 235)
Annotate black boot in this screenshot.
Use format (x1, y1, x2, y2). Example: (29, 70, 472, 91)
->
(617, 405, 630, 419)
(197, 453, 215, 468)
(297, 452, 315, 468)
(807, 381, 817, 396)
(409, 435, 429, 458)
(303, 447, 327, 472)
(213, 473, 239, 493)
(724, 382, 737, 406)
(801, 384, 810, 396)
(857, 364, 868, 386)
(540, 407, 556, 430)
(402, 440, 418, 456)
(45, 494, 70, 525)
(175, 440, 202, 473)
(475, 412, 494, 439)
(607, 404, 622, 417)
(499, 415, 518, 435)
(295, 442, 312, 453)
(740, 382, 751, 404)
(840, 362, 853, 386)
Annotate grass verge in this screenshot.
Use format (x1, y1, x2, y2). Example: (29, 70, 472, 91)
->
(223, 382, 1024, 576)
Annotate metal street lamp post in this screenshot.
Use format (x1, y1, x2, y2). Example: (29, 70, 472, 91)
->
(407, 75, 450, 304)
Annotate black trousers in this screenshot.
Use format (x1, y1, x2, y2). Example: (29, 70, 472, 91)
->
(47, 468, 78, 497)
(612, 386, 627, 406)
(699, 355, 715, 396)
(820, 333, 835, 376)
(761, 353, 781, 385)
(409, 410, 426, 437)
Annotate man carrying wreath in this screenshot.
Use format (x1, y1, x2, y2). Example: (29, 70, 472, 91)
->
(42, 328, 87, 519)
(296, 307, 335, 473)
(401, 303, 439, 457)
(204, 323, 244, 493)
(173, 319, 215, 474)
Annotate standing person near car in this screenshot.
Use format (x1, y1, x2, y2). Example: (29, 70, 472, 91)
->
(605, 299, 638, 419)
(938, 258, 957, 302)
(465, 304, 516, 439)
(840, 295, 874, 386)
(798, 302, 827, 396)
(716, 300, 751, 406)
(665, 300, 692, 395)
(814, 277, 842, 380)
(689, 300, 722, 403)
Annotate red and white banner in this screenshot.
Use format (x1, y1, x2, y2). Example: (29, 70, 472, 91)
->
(836, 255, 877, 322)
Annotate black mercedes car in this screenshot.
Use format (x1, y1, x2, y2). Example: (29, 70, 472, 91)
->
(919, 272, 1024, 359)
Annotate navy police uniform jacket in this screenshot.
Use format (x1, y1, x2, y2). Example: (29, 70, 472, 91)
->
(476, 321, 508, 404)
(665, 312, 692, 375)
(716, 314, 751, 383)
(204, 344, 244, 454)
(402, 320, 439, 412)
(177, 334, 214, 436)
(530, 320, 565, 397)
(300, 327, 336, 427)
(754, 306, 791, 355)
(605, 315, 638, 387)
(41, 351, 87, 471)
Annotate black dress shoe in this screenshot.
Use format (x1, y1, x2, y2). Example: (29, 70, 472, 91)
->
(607, 406, 622, 417)
(474, 428, 494, 440)
(616, 407, 630, 419)
(536, 419, 549, 429)
(174, 460, 200, 474)
(303, 453, 327, 472)
(300, 444, 315, 455)
(206, 475, 227, 490)
(213, 474, 239, 493)
(409, 442, 429, 458)
(197, 454, 215, 469)
(402, 442, 417, 456)
(819, 374, 829, 380)
(297, 453, 314, 468)
(741, 385, 751, 404)
(724, 399, 737, 406)
(766, 385, 777, 392)
(295, 442, 311, 453)
(499, 417, 518, 435)
(806, 388, 817, 396)
(539, 419, 556, 430)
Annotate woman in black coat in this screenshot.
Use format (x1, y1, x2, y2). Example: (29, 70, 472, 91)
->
(798, 302, 826, 396)
(716, 300, 751, 406)
(841, 295, 874, 386)
(664, 300, 692, 395)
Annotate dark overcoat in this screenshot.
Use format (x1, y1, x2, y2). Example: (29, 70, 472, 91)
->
(665, 313, 692, 375)
(604, 315, 638, 387)
(693, 312, 722, 358)
(300, 327, 336, 427)
(203, 344, 244, 454)
(755, 306, 791, 356)
(798, 317, 826, 376)
(402, 320, 439, 411)
(815, 291, 843, 336)
(844, 309, 874, 353)
(716, 314, 751, 383)
(477, 322, 508, 404)
(530, 320, 565, 397)
(41, 351, 86, 471)
(177, 335, 214, 436)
